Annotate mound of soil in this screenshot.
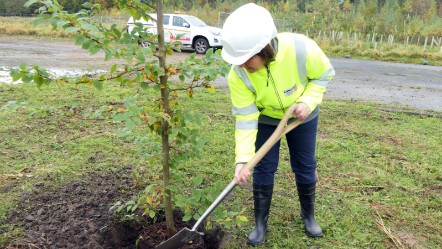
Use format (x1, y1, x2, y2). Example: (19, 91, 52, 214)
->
(4, 168, 224, 249)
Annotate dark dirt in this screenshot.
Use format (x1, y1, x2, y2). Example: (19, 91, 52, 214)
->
(3, 169, 223, 249)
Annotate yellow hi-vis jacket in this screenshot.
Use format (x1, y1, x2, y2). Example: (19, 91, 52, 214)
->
(227, 33, 335, 163)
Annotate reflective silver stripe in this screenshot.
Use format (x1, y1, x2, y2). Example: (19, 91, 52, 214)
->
(236, 120, 258, 130)
(233, 66, 256, 93)
(293, 36, 307, 86)
(232, 103, 259, 115)
(233, 35, 308, 93)
(310, 67, 335, 87)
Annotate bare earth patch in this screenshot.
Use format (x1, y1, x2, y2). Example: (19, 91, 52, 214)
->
(3, 168, 223, 248)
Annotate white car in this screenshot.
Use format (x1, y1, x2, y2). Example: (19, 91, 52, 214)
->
(127, 13, 222, 54)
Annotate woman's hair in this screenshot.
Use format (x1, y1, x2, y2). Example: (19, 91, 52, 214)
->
(257, 43, 275, 65)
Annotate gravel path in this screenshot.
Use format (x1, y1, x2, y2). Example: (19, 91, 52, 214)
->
(1, 35, 441, 112)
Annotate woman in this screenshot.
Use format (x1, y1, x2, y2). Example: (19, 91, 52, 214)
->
(220, 3, 335, 246)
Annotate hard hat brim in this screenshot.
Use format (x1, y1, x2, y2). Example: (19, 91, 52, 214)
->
(221, 49, 254, 65)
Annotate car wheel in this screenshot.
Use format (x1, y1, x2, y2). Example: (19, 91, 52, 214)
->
(194, 38, 209, 54)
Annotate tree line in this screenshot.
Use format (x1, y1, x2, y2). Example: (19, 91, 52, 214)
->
(1, 0, 441, 37)
(0, 0, 116, 14)
(2, 0, 442, 16)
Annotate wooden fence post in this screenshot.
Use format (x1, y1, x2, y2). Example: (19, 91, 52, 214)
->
(431, 36, 441, 48)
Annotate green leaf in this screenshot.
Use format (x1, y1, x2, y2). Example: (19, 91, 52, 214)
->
(32, 18, 47, 27)
(158, 67, 165, 77)
(56, 20, 69, 29)
(74, 34, 85, 45)
(65, 27, 80, 33)
(33, 75, 45, 88)
(110, 64, 117, 74)
(22, 74, 32, 83)
(93, 80, 103, 90)
(166, 185, 178, 192)
(237, 215, 248, 222)
(135, 52, 145, 63)
(48, 18, 58, 28)
(182, 214, 192, 222)
(19, 63, 28, 71)
(10, 68, 21, 81)
(166, 47, 174, 55)
(82, 2, 93, 9)
(24, 0, 38, 8)
(138, 81, 148, 90)
(116, 205, 124, 213)
(104, 49, 112, 61)
(131, 204, 138, 213)
(89, 46, 101, 55)
(193, 175, 203, 186)
(80, 22, 99, 33)
(112, 27, 121, 37)
(149, 210, 156, 218)
(193, 213, 201, 220)
(82, 39, 94, 50)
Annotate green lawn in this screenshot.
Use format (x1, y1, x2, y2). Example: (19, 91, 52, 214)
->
(0, 82, 441, 248)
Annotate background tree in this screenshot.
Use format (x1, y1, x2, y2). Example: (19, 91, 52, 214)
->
(342, 0, 352, 12)
(365, 0, 379, 32)
(423, 0, 438, 21)
(0, 0, 31, 14)
(377, 0, 401, 34)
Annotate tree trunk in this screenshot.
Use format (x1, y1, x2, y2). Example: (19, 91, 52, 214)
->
(156, 0, 176, 236)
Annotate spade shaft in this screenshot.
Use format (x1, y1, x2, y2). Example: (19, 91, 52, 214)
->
(156, 104, 302, 249)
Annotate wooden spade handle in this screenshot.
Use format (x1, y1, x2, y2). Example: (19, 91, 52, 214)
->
(190, 105, 303, 231)
(238, 104, 303, 181)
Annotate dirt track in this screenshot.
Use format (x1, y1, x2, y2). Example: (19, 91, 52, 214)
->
(1, 35, 441, 112)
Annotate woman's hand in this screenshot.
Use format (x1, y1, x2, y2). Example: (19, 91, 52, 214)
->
(293, 103, 310, 120)
(235, 163, 250, 185)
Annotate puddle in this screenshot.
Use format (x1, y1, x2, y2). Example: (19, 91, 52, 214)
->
(0, 66, 106, 84)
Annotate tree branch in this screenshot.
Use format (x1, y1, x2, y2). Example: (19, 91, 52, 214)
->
(141, 0, 156, 10)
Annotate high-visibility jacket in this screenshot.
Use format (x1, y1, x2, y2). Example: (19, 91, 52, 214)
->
(227, 33, 335, 163)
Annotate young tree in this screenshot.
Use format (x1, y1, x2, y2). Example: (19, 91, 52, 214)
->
(377, 0, 401, 33)
(439, 1, 442, 16)
(12, 0, 236, 236)
(423, 0, 437, 21)
(402, 0, 413, 15)
(342, 0, 352, 12)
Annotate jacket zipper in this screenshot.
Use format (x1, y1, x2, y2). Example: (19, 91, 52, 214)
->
(265, 65, 285, 113)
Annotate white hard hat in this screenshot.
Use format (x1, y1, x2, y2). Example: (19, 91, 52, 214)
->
(221, 3, 277, 65)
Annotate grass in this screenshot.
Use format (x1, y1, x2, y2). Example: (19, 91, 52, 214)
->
(317, 38, 442, 66)
(0, 17, 69, 37)
(0, 81, 441, 248)
(0, 16, 127, 38)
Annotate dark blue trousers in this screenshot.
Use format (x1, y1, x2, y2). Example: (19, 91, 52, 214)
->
(253, 116, 319, 185)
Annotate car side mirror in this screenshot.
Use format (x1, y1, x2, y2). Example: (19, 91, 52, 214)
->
(183, 23, 190, 28)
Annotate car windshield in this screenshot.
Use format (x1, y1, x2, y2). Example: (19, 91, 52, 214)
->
(186, 16, 207, 27)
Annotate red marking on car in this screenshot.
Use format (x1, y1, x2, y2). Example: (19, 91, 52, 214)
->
(169, 33, 190, 41)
